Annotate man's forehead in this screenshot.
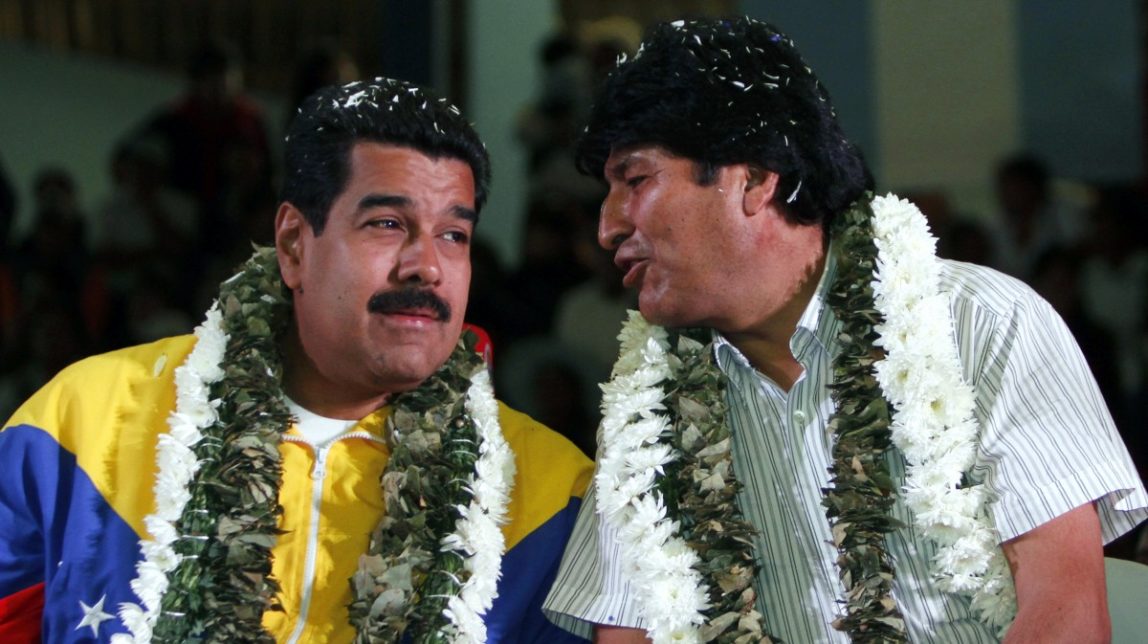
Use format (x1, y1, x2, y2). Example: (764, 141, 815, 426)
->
(605, 145, 676, 173)
(349, 141, 474, 179)
(345, 142, 476, 209)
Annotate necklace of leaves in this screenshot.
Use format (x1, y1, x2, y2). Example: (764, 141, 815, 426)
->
(117, 246, 509, 643)
(600, 195, 931, 643)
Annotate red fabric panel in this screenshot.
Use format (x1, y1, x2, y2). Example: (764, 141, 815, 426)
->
(0, 582, 44, 643)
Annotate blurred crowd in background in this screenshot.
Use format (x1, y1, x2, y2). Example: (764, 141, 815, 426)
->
(0, 28, 1145, 558)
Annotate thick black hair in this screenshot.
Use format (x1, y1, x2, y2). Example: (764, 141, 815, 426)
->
(282, 77, 491, 234)
(577, 16, 872, 228)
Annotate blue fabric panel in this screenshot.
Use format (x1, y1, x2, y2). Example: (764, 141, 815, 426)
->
(0, 425, 141, 642)
(487, 497, 589, 643)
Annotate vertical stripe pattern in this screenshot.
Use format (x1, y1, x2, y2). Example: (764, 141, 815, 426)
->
(544, 255, 1148, 642)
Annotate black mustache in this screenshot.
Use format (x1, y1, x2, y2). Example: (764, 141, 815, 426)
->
(367, 288, 451, 322)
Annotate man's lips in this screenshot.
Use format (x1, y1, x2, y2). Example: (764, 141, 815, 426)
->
(383, 307, 441, 321)
(618, 257, 648, 289)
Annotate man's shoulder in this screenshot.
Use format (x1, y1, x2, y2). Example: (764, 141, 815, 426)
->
(493, 400, 594, 551)
(937, 259, 1046, 319)
(5, 335, 196, 433)
(55, 335, 196, 390)
(496, 401, 593, 483)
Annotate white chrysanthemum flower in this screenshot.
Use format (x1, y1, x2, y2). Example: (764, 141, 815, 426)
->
(609, 389, 670, 423)
(927, 418, 977, 456)
(140, 541, 181, 572)
(597, 312, 714, 643)
(655, 575, 709, 613)
(443, 599, 487, 643)
(904, 456, 960, 491)
(885, 224, 938, 267)
(143, 515, 179, 547)
(935, 535, 993, 582)
(172, 365, 205, 400)
(874, 350, 923, 407)
(114, 603, 150, 641)
(155, 433, 198, 471)
(616, 467, 659, 499)
(129, 560, 169, 611)
(873, 262, 933, 311)
(628, 415, 673, 441)
(908, 488, 982, 533)
(435, 366, 512, 641)
(641, 537, 702, 575)
(871, 194, 1015, 627)
(165, 413, 204, 444)
(626, 494, 668, 528)
(625, 444, 676, 475)
(907, 293, 952, 340)
(187, 306, 228, 382)
(969, 554, 1017, 629)
(644, 577, 709, 633)
(614, 312, 669, 375)
(173, 373, 218, 426)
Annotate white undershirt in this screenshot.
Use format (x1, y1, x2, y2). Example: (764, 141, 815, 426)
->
(284, 397, 359, 445)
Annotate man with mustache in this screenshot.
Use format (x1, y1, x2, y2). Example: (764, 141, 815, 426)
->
(542, 17, 1147, 644)
(0, 78, 592, 643)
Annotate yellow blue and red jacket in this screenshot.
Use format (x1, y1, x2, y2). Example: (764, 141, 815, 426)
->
(0, 335, 593, 642)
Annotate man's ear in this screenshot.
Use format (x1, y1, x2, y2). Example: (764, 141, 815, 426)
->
(275, 202, 308, 290)
(743, 165, 780, 216)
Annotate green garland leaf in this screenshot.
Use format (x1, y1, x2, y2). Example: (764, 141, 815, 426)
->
(348, 330, 488, 643)
(822, 195, 907, 643)
(663, 328, 777, 644)
(152, 246, 493, 643)
(156, 246, 291, 643)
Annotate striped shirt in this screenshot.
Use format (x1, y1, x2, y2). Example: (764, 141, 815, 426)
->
(543, 253, 1148, 642)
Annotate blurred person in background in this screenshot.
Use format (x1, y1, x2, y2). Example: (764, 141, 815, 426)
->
(989, 153, 1086, 281)
(136, 38, 273, 265)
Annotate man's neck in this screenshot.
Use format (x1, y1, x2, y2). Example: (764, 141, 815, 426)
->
(722, 242, 826, 392)
(279, 327, 392, 421)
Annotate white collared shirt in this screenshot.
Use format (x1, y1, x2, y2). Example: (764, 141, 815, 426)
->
(543, 254, 1148, 642)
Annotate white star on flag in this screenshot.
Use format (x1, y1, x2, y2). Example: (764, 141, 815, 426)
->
(76, 594, 114, 637)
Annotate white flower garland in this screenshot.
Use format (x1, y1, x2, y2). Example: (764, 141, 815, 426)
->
(869, 194, 1016, 628)
(114, 305, 227, 643)
(596, 314, 709, 644)
(442, 367, 516, 643)
(115, 304, 513, 643)
(597, 194, 1017, 642)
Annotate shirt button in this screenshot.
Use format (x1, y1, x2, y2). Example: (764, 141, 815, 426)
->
(793, 410, 807, 423)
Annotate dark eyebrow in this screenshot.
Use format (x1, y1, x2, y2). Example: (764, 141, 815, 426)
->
(606, 157, 635, 181)
(358, 193, 476, 224)
(451, 205, 478, 224)
(358, 194, 411, 210)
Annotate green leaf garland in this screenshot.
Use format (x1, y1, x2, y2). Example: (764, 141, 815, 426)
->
(822, 195, 906, 642)
(140, 246, 502, 643)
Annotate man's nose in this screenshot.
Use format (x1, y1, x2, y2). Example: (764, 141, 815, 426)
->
(397, 234, 442, 285)
(598, 189, 631, 251)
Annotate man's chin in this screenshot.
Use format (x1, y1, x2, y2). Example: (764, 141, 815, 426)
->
(373, 367, 438, 396)
(638, 305, 693, 329)
(372, 345, 458, 390)
(637, 292, 691, 328)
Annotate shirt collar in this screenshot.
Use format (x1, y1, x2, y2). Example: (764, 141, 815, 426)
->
(713, 240, 840, 375)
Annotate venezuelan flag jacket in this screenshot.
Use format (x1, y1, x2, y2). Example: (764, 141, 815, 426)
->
(0, 335, 593, 643)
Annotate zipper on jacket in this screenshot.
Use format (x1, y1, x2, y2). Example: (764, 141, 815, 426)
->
(281, 431, 384, 644)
